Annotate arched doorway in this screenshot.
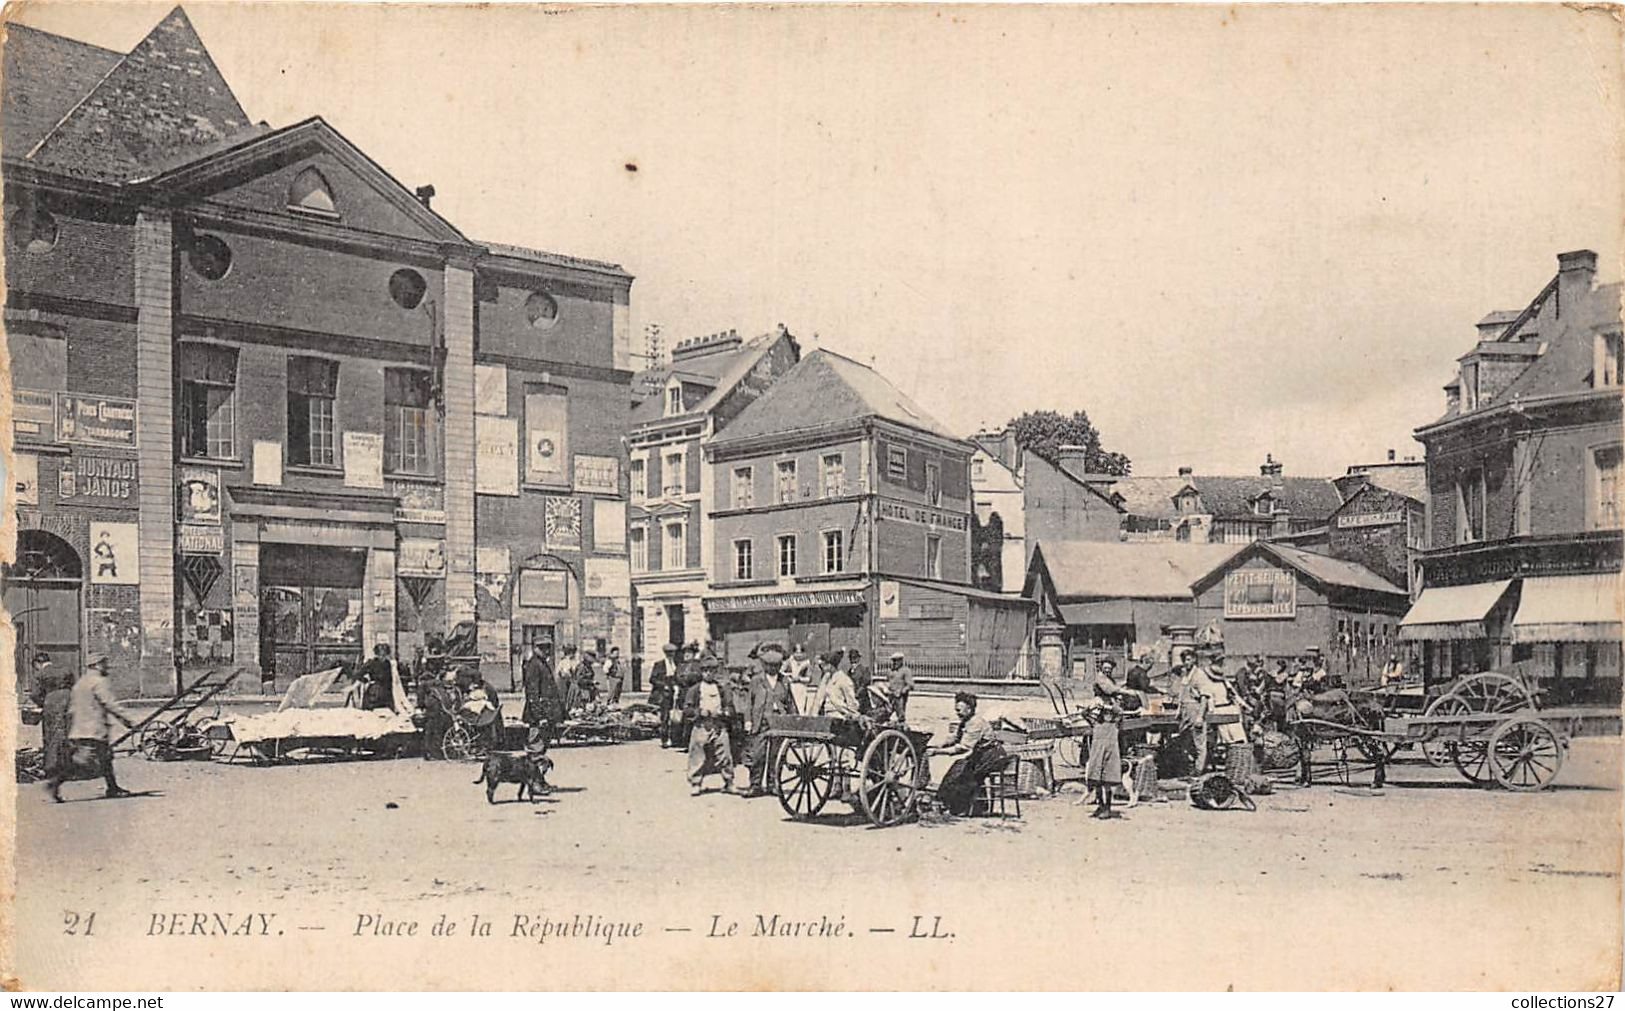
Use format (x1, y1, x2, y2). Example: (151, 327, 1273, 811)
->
(5, 529, 83, 696)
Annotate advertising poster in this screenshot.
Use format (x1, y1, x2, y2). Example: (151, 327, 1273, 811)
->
(475, 415, 519, 496)
(474, 363, 508, 415)
(593, 498, 626, 551)
(397, 538, 448, 578)
(87, 521, 139, 584)
(178, 466, 222, 524)
(543, 495, 582, 550)
(524, 389, 569, 485)
(574, 453, 620, 495)
(55, 392, 137, 448)
(253, 440, 283, 486)
(13, 453, 39, 505)
(343, 431, 385, 489)
(517, 568, 569, 609)
(584, 556, 631, 600)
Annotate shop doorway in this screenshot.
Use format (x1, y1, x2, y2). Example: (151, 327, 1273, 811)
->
(5, 530, 82, 696)
(258, 544, 366, 690)
(666, 604, 686, 648)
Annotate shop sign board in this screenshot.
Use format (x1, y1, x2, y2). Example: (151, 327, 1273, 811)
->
(56, 393, 137, 449)
(1336, 510, 1404, 529)
(1223, 569, 1297, 619)
(14, 389, 56, 443)
(877, 499, 969, 532)
(707, 588, 866, 613)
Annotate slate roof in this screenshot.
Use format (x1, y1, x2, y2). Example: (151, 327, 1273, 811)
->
(1499, 280, 1623, 402)
(1, 24, 122, 157)
(628, 331, 780, 427)
(4, 8, 255, 183)
(1093, 471, 1344, 522)
(1206, 542, 1406, 597)
(1031, 541, 1243, 600)
(1346, 463, 1427, 503)
(710, 349, 960, 446)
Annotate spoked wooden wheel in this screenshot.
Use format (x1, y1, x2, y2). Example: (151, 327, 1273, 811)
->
(1451, 739, 1494, 785)
(858, 729, 923, 828)
(443, 723, 476, 761)
(1451, 673, 1534, 714)
(1421, 695, 1471, 767)
(1488, 718, 1565, 792)
(138, 721, 177, 759)
(776, 740, 837, 819)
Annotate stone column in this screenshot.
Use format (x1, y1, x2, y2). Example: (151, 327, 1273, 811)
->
(442, 261, 477, 627)
(364, 548, 397, 652)
(1036, 620, 1067, 679)
(134, 210, 177, 696)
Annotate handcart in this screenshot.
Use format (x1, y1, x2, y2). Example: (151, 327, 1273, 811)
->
(766, 714, 935, 827)
(114, 667, 246, 759)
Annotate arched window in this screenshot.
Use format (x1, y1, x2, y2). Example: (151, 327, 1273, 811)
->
(288, 167, 337, 215)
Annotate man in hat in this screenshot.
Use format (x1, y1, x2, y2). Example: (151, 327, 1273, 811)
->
(885, 652, 915, 722)
(522, 641, 562, 738)
(743, 644, 798, 797)
(671, 642, 703, 749)
(683, 656, 736, 794)
(47, 654, 134, 801)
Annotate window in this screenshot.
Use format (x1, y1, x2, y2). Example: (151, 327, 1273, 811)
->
(1253, 495, 1274, 516)
(732, 466, 754, 508)
(662, 450, 684, 497)
(665, 385, 682, 417)
(287, 357, 339, 467)
(389, 268, 426, 310)
(8, 203, 57, 253)
(525, 291, 560, 330)
(822, 530, 845, 574)
(972, 457, 985, 480)
(288, 167, 336, 214)
(1592, 445, 1622, 529)
(821, 453, 846, 497)
(187, 234, 232, 281)
(925, 461, 941, 506)
(1597, 333, 1623, 388)
(663, 522, 685, 572)
(1460, 362, 1480, 411)
(384, 368, 438, 476)
(776, 460, 798, 503)
(777, 534, 797, 577)
(734, 539, 754, 581)
(179, 343, 238, 460)
(629, 527, 648, 572)
(925, 535, 942, 579)
(887, 445, 908, 481)
(1456, 467, 1485, 543)
(629, 458, 646, 501)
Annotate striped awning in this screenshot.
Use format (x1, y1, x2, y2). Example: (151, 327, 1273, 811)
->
(1510, 574, 1622, 643)
(1398, 580, 1514, 641)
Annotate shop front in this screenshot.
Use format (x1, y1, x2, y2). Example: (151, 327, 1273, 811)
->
(704, 585, 870, 665)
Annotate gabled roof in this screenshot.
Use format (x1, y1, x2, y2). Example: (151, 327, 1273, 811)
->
(21, 8, 255, 183)
(1195, 541, 1405, 597)
(1099, 473, 1343, 521)
(1342, 464, 1426, 504)
(1, 23, 122, 157)
(710, 348, 960, 446)
(1027, 540, 1242, 601)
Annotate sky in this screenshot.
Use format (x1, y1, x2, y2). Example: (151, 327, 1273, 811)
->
(10, 2, 1622, 476)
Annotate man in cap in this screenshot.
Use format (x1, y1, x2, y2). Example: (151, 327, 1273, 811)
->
(683, 655, 736, 795)
(647, 643, 680, 747)
(522, 641, 562, 740)
(885, 652, 915, 722)
(46, 653, 134, 801)
(743, 644, 799, 797)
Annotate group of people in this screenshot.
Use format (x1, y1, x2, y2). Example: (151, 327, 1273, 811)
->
(33, 651, 137, 802)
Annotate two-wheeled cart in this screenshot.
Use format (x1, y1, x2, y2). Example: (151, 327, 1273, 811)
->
(766, 715, 934, 827)
(114, 667, 246, 760)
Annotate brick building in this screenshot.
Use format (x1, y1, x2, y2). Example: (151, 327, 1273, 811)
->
(1400, 250, 1622, 703)
(4, 9, 634, 698)
(703, 350, 1028, 678)
(625, 326, 800, 674)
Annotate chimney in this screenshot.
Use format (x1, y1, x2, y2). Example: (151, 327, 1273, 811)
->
(415, 184, 436, 209)
(1260, 453, 1283, 480)
(1557, 249, 1598, 315)
(1177, 466, 1193, 479)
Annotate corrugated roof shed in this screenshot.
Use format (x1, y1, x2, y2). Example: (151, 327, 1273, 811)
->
(1034, 540, 1242, 600)
(1261, 542, 1405, 595)
(712, 349, 959, 445)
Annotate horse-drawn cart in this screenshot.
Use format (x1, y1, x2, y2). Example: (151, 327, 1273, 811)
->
(767, 715, 934, 827)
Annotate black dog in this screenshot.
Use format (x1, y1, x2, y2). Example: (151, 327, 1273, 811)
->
(474, 751, 554, 804)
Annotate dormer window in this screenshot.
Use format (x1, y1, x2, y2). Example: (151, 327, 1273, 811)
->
(1174, 490, 1200, 515)
(288, 167, 337, 216)
(1253, 495, 1274, 516)
(665, 384, 683, 417)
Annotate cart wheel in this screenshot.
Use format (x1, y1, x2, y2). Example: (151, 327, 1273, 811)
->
(443, 724, 475, 762)
(1488, 717, 1565, 792)
(1451, 740, 1494, 785)
(776, 741, 836, 820)
(1451, 673, 1534, 714)
(138, 721, 176, 759)
(1421, 694, 1471, 767)
(859, 729, 923, 828)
